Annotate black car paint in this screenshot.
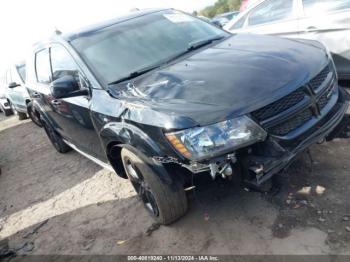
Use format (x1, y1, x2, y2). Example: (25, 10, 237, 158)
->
(26, 9, 348, 187)
(108, 34, 330, 127)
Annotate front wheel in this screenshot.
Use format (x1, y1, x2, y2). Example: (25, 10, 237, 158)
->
(42, 121, 71, 153)
(121, 148, 188, 225)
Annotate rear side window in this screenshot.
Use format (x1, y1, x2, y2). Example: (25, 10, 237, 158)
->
(35, 49, 51, 84)
(303, 0, 350, 16)
(248, 0, 294, 26)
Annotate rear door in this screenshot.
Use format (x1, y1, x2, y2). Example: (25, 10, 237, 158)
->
(298, 0, 350, 79)
(229, 0, 300, 38)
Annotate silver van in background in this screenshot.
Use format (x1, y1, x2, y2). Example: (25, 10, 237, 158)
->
(225, 0, 350, 81)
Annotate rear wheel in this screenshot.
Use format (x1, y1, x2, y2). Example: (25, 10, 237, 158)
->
(27, 102, 42, 127)
(17, 112, 28, 120)
(121, 148, 188, 225)
(43, 121, 71, 153)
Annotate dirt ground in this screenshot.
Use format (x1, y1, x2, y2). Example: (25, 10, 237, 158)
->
(0, 111, 350, 256)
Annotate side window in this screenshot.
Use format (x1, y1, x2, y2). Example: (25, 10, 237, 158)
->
(248, 0, 294, 26)
(50, 45, 86, 89)
(35, 49, 51, 84)
(303, 0, 350, 16)
(230, 14, 248, 30)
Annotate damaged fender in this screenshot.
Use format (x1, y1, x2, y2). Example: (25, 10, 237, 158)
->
(99, 121, 178, 186)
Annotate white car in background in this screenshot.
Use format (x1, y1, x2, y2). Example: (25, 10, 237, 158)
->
(0, 75, 13, 116)
(0, 96, 12, 116)
(3, 62, 30, 120)
(2, 63, 42, 125)
(224, 0, 350, 81)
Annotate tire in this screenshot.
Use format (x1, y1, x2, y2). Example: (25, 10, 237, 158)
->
(121, 148, 188, 225)
(27, 102, 42, 127)
(18, 112, 28, 120)
(42, 121, 71, 153)
(4, 108, 13, 117)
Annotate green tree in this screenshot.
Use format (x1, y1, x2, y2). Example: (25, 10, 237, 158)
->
(199, 0, 242, 18)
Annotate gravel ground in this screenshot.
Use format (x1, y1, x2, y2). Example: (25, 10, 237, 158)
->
(0, 112, 350, 255)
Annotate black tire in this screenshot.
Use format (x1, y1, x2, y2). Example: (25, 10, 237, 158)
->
(27, 102, 42, 127)
(121, 148, 188, 225)
(42, 121, 71, 153)
(4, 108, 13, 117)
(18, 112, 28, 120)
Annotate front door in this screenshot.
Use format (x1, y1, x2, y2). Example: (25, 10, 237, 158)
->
(48, 44, 105, 159)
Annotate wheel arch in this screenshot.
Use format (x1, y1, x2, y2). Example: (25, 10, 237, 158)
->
(106, 141, 127, 179)
(101, 122, 174, 185)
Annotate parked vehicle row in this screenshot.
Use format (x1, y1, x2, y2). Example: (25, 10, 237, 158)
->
(211, 11, 239, 28)
(24, 9, 349, 224)
(0, 63, 42, 126)
(0, 96, 12, 116)
(225, 0, 350, 81)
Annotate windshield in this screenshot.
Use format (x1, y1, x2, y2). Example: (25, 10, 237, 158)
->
(71, 10, 229, 86)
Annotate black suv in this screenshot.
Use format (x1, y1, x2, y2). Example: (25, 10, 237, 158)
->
(26, 9, 349, 224)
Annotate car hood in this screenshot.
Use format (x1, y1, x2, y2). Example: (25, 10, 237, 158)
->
(111, 34, 329, 128)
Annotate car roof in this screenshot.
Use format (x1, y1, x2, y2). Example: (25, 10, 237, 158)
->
(63, 8, 169, 41)
(33, 8, 169, 50)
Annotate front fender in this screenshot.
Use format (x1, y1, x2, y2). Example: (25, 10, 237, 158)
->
(100, 121, 162, 157)
(100, 122, 177, 185)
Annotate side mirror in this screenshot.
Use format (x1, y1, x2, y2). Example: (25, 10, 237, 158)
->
(8, 82, 20, 89)
(50, 75, 82, 99)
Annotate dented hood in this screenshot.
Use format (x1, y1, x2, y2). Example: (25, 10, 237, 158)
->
(112, 34, 329, 127)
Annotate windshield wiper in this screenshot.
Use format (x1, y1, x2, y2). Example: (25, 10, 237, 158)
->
(162, 35, 226, 64)
(108, 64, 161, 86)
(187, 35, 225, 51)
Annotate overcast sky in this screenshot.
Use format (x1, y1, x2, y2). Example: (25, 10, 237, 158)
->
(0, 0, 216, 72)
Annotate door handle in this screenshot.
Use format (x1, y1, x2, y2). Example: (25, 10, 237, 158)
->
(51, 100, 62, 106)
(305, 26, 318, 33)
(32, 92, 40, 98)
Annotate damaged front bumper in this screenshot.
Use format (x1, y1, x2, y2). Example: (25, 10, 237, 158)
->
(242, 86, 349, 186)
(156, 86, 349, 187)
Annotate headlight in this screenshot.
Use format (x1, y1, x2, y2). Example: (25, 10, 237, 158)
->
(165, 116, 267, 161)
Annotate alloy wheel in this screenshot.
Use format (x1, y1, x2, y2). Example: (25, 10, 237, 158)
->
(125, 158, 159, 217)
